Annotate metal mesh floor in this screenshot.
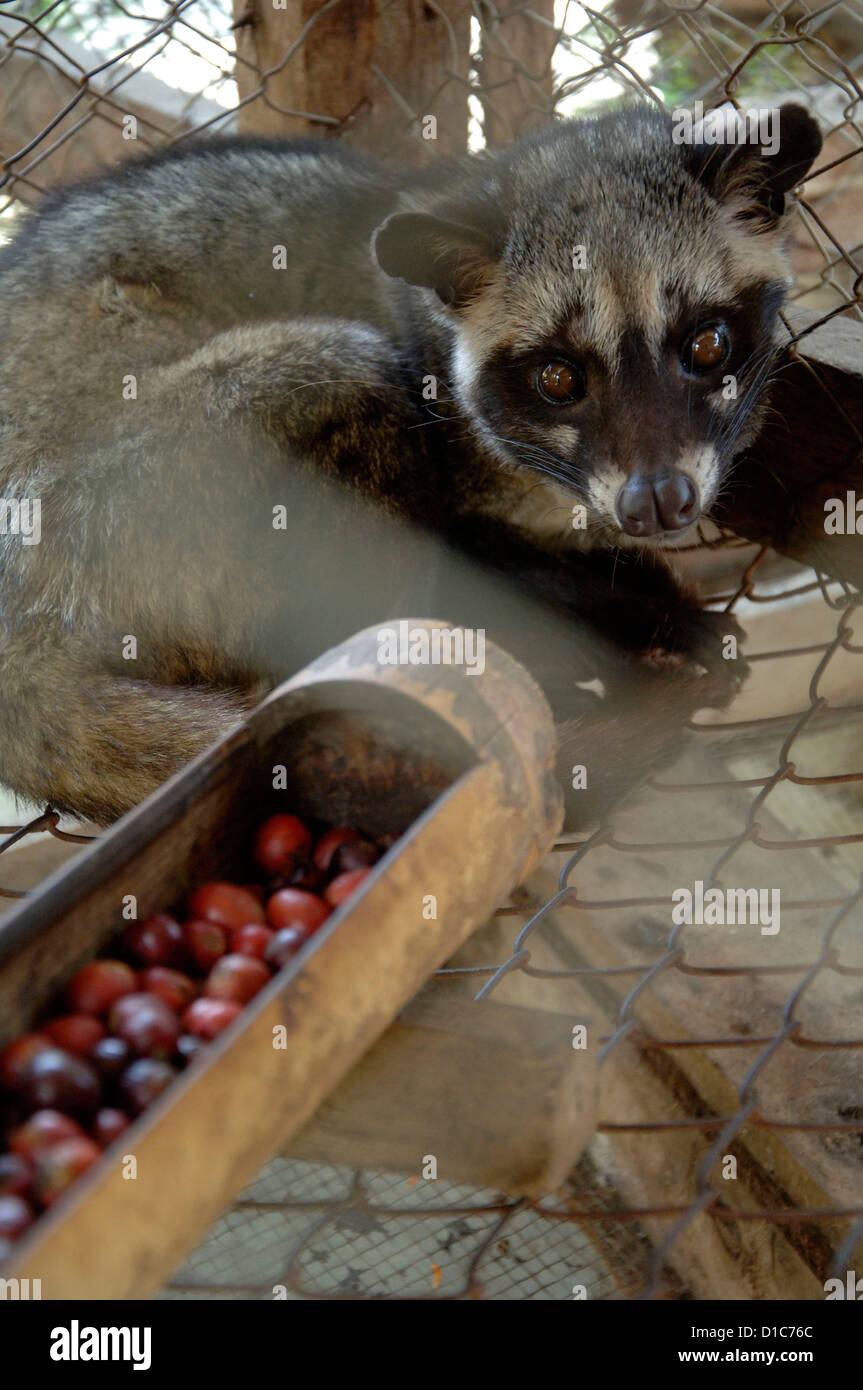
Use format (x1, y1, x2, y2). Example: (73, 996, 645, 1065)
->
(159, 1151, 662, 1302)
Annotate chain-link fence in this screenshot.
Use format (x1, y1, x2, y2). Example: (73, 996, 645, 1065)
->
(1, 0, 862, 1299)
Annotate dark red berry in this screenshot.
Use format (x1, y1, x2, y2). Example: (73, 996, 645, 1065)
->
(41, 1014, 106, 1057)
(287, 860, 322, 892)
(34, 1137, 102, 1207)
(66, 960, 136, 1016)
(9, 1109, 86, 1157)
(331, 838, 381, 875)
(183, 919, 228, 974)
(203, 954, 271, 1005)
(89, 1036, 131, 1080)
(264, 926, 310, 970)
(325, 868, 372, 907)
(138, 966, 197, 1013)
(266, 887, 329, 933)
(187, 882, 265, 929)
(107, 994, 180, 1060)
(0, 1035, 52, 1092)
(118, 1059, 178, 1116)
(92, 1108, 130, 1147)
(254, 814, 312, 876)
(182, 998, 242, 1040)
(122, 913, 184, 967)
(17, 1047, 101, 1117)
(312, 828, 359, 873)
(229, 924, 274, 960)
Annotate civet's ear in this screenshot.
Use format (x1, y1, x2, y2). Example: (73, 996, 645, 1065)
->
(373, 211, 499, 310)
(686, 102, 822, 224)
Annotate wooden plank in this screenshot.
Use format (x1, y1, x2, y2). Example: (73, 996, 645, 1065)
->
(1, 622, 562, 1298)
(288, 978, 597, 1195)
(785, 307, 863, 379)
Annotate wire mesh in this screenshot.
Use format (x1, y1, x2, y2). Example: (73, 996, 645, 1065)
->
(462, 544, 863, 1298)
(1, 0, 862, 1299)
(158, 1152, 676, 1299)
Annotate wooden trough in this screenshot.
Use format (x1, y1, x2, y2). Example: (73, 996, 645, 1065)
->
(0, 621, 602, 1300)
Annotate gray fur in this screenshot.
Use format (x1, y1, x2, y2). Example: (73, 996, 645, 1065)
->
(0, 105, 821, 822)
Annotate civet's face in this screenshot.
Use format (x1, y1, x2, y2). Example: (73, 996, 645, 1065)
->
(375, 103, 821, 546)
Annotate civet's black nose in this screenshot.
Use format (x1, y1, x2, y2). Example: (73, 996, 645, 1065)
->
(616, 472, 700, 537)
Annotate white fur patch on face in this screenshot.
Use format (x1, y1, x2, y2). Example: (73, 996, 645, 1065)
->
(451, 333, 513, 465)
(503, 475, 587, 545)
(584, 272, 626, 372)
(586, 460, 629, 530)
(585, 445, 720, 541)
(680, 442, 721, 509)
(452, 334, 479, 404)
(706, 386, 735, 413)
(588, 266, 667, 369)
(719, 202, 794, 288)
(459, 272, 517, 364)
(546, 423, 580, 456)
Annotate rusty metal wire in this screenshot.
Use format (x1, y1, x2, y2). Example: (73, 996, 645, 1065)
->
(1, 0, 862, 1300)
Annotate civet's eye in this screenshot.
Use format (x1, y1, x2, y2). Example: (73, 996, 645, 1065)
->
(682, 323, 731, 374)
(534, 360, 585, 404)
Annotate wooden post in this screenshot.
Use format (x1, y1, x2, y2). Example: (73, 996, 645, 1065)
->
(231, 0, 473, 160)
(477, 0, 557, 147)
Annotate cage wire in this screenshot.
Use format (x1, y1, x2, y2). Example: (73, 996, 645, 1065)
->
(1, 0, 862, 1299)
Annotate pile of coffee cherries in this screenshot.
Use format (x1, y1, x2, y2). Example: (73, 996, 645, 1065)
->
(0, 813, 382, 1258)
